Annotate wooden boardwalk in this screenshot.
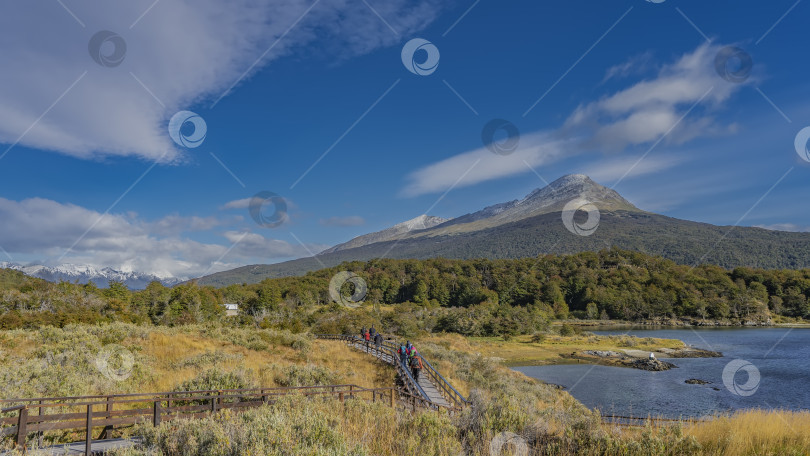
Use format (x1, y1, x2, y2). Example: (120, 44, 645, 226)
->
(3, 335, 466, 455)
(0, 438, 141, 455)
(348, 341, 453, 408)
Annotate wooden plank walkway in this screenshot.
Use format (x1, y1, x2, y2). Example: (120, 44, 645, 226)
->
(348, 342, 451, 407)
(0, 438, 140, 455)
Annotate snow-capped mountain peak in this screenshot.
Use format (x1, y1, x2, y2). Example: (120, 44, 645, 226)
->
(0, 262, 183, 289)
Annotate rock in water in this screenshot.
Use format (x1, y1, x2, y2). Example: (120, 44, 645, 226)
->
(630, 358, 676, 371)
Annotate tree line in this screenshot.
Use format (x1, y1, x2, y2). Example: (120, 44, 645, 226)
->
(1, 248, 808, 335)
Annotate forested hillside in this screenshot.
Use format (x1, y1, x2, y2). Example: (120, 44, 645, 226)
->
(2, 249, 808, 335)
(196, 211, 810, 286)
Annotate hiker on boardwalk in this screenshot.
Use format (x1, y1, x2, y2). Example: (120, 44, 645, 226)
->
(360, 326, 366, 341)
(374, 332, 382, 351)
(364, 329, 371, 350)
(410, 352, 423, 381)
(398, 342, 408, 366)
(369, 325, 376, 338)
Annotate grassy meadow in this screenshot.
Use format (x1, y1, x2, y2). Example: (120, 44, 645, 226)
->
(1, 322, 809, 455)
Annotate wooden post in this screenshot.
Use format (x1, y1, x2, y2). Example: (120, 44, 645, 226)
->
(153, 400, 161, 427)
(262, 389, 268, 404)
(339, 392, 344, 403)
(99, 395, 114, 440)
(16, 406, 28, 450)
(211, 395, 217, 413)
(37, 400, 44, 447)
(85, 404, 92, 456)
(217, 390, 223, 408)
(389, 390, 395, 408)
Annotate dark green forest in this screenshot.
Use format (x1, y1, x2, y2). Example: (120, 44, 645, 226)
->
(1, 248, 809, 337)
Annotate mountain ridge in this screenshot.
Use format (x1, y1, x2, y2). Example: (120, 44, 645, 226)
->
(0, 262, 183, 289)
(193, 174, 810, 287)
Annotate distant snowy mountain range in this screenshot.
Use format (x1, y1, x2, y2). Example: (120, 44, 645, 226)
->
(0, 262, 183, 289)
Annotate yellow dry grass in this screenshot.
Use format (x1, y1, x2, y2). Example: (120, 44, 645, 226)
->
(136, 331, 394, 393)
(682, 409, 810, 455)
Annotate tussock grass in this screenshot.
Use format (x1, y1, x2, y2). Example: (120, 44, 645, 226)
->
(683, 409, 810, 456)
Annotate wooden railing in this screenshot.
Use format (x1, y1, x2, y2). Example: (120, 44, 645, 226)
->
(380, 339, 469, 409)
(0, 385, 396, 454)
(316, 334, 433, 405)
(316, 334, 468, 411)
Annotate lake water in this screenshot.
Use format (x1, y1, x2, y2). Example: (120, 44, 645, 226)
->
(513, 327, 810, 418)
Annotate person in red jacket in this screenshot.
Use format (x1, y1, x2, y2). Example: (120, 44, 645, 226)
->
(364, 329, 371, 350)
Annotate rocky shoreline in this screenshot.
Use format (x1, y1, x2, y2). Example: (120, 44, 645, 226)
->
(563, 346, 722, 371)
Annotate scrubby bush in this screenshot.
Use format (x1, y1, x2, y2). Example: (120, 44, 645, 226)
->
(172, 350, 243, 369)
(531, 332, 547, 343)
(275, 364, 340, 387)
(174, 368, 255, 393)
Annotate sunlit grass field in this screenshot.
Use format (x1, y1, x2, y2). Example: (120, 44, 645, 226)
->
(1, 323, 809, 455)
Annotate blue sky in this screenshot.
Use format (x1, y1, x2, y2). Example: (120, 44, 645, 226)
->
(0, 0, 808, 278)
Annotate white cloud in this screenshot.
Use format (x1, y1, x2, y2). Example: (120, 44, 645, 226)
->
(402, 43, 750, 197)
(319, 216, 366, 227)
(0, 0, 445, 161)
(579, 155, 685, 183)
(401, 132, 573, 197)
(602, 51, 655, 82)
(0, 196, 322, 278)
(220, 198, 252, 210)
(566, 42, 749, 151)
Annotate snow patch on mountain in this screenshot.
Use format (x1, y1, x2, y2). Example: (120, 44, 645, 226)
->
(0, 262, 183, 289)
(320, 215, 450, 254)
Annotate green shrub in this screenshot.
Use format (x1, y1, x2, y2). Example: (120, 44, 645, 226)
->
(531, 332, 547, 343)
(174, 368, 255, 392)
(172, 350, 243, 369)
(559, 324, 576, 336)
(275, 364, 340, 387)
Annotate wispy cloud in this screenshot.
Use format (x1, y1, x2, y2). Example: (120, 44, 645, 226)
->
(401, 132, 573, 197)
(0, 0, 445, 161)
(402, 42, 750, 197)
(602, 51, 655, 83)
(319, 216, 366, 227)
(220, 198, 252, 210)
(579, 155, 685, 183)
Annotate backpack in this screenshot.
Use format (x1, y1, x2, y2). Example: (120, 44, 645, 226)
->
(399, 345, 407, 356)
